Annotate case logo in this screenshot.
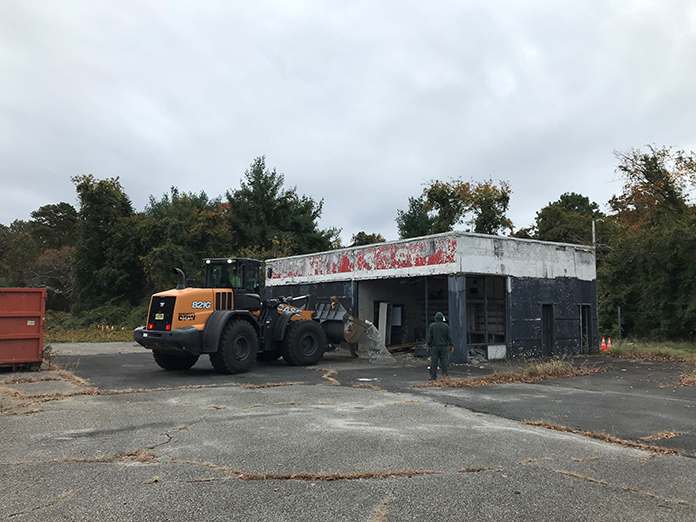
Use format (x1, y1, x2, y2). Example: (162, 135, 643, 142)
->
(178, 313, 196, 321)
(191, 301, 212, 309)
(277, 303, 303, 316)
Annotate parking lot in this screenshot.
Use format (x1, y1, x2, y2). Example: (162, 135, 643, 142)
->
(1, 343, 695, 521)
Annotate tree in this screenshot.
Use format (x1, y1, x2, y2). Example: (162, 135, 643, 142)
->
(396, 196, 436, 239)
(400, 178, 513, 236)
(350, 231, 386, 247)
(598, 146, 696, 339)
(29, 202, 78, 250)
(72, 175, 135, 308)
(609, 146, 695, 229)
(530, 192, 603, 245)
(468, 179, 513, 235)
(29, 246, 74, 311)
(0, 221, 39, 287)
(139, 187, 232, 291)
(225, 157, 338, 257)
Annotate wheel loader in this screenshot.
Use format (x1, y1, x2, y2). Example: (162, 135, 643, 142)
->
(133, 257, 338, 374)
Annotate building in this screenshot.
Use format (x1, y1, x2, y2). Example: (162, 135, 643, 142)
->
(265, 231, 598, 362)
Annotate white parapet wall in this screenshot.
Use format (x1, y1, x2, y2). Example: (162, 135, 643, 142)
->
(265, 231, 595, 287)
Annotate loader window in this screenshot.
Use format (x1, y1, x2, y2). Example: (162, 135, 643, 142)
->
(205, 262, 244, 289)
(246, 263, 260, 293)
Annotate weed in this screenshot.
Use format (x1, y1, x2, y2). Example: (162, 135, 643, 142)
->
(555, 470, 607, 485)
(621, 486, 690, 506)
(313, 367, 340, 386)
(640, 430, 682, 441)
(664, 370, 696, 388)
(414, 360, 603, 388)
(354, 384, 386, 392)
(240, 381, 304, 389)
(524, 420, 683, 455)
(56, 490, 77, 502)
(458, 466, 501, 473)
(52, 449, 159, 465)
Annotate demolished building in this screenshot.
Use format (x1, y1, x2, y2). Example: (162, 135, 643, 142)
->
(265, 231, 598, 362)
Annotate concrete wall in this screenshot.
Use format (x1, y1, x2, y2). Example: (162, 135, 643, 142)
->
(265, 231, 595, 287)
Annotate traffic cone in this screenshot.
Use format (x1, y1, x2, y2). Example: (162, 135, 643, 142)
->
(607, 337, 612, 351)
(601, 337, 606, 351)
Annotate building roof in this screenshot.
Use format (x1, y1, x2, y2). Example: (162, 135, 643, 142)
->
(265, 230, 596, 286)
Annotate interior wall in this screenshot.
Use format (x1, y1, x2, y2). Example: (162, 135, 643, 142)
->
(357, 277, 449, 348)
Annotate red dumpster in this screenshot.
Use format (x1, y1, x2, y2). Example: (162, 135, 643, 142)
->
(0, 288, 47, 370)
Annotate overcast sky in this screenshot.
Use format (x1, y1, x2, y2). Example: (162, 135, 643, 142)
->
(1, 1, 695, 243)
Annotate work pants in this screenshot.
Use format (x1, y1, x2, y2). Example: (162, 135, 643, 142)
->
(429, 345, 449, 380)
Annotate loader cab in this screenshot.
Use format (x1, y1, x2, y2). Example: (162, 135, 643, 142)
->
(203, 258, 262, 311)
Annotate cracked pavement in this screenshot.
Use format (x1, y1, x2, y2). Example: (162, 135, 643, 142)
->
(1, 343, 695, 521)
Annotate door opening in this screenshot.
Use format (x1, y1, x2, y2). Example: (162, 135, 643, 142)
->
(541, 304, 554, 356)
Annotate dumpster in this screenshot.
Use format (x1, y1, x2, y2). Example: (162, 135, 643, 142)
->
(0, 288, 47, 370)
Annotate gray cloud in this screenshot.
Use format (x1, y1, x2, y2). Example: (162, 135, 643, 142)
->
(1, 1, 695, 242)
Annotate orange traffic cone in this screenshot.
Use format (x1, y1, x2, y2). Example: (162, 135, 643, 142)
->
(607, 337, 612, 350)
(601, 337, 606, 351)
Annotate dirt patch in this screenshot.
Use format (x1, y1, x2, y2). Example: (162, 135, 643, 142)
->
(413, 360, 603, 388)
(523, 420, 683, 455)
(370, 495, 395, 522)
(458, 466, 501, 473)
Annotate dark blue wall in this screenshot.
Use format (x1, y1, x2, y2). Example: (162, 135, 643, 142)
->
(507, 277, 598, 359)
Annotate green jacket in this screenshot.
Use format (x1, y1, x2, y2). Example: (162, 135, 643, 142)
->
(427, 312, 453, 347)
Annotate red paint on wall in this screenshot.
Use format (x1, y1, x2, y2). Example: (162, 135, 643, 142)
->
(269, 237, 457, 280)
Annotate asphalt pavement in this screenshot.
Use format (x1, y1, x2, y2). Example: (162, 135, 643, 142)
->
(1, 343, 695, 521)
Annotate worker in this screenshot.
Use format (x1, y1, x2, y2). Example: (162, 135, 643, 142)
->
(427, 312, 453, 381)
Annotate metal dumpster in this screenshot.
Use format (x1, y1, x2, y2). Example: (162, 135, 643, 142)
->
(0, 288, 47, 370)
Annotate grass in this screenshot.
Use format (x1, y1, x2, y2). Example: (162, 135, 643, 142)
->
(413, 360, 603, 388)
(607, 340, 696, 362)
(45, 328, 134, 343)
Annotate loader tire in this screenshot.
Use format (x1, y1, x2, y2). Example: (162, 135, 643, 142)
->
(152, 351, 199, 371)
(210, 319, 258, 374)
(281, 320, 327, 366)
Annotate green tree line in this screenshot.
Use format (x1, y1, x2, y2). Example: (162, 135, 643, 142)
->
(2, 148, 696, 340)
(0, 157, 339, 319)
